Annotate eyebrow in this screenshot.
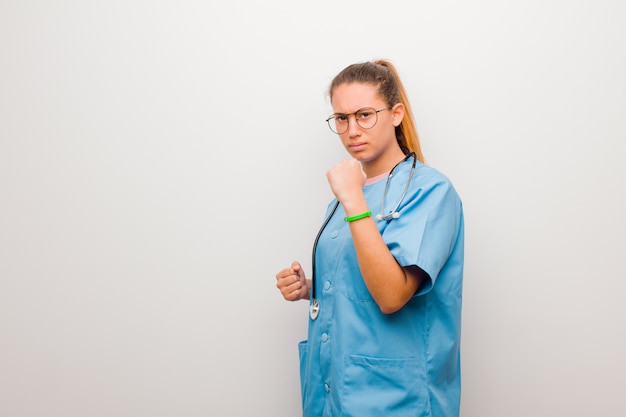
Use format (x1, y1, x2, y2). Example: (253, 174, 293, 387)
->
(332, 107, 374, 116)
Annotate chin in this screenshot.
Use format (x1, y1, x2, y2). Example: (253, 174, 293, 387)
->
(346, 148, 370, 161)
(350, 152, 375, 163)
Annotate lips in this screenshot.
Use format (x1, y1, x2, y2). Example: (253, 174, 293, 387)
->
(349, 142, 366, 152)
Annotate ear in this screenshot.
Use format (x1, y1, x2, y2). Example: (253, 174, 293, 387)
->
(391, 103, 405, 127)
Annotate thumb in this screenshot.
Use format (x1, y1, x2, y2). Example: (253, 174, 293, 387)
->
(291, 261, 305, 280)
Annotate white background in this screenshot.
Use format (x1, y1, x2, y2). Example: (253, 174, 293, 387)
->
(1, 1, 625, 416)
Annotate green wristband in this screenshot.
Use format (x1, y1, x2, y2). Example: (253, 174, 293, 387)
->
(344, 211, 372, 222)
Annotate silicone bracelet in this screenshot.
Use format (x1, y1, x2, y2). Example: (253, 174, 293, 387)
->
(344, 211, 372, 222)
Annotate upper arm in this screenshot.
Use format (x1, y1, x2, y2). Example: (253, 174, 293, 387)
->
(379, 264, 429, 315)
(403, 265, 429, 297)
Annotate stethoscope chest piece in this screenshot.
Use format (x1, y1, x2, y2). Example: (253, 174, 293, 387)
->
(309, 299, 320, 320)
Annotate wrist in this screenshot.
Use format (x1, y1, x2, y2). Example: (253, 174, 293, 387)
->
(345, 211, 372, 222)
(340, 195, 368, 216)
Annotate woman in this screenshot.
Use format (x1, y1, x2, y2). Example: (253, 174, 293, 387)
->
(275, 59, 464, 417)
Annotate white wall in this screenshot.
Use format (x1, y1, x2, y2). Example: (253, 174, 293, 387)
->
(1, 1, 624, 416)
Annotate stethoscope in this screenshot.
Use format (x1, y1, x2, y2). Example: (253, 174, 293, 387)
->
(309, 152, 417, 320)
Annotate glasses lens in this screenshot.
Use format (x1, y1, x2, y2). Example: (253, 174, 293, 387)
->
(355, 107, 378, 129)
(327, 115, 348, 134)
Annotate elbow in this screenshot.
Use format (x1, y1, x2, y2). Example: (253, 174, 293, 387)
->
(372, 286, 414, 314)
(370, 267, 424, 314)
(377, 299, 405, 315)
(374, 284, 418, 314)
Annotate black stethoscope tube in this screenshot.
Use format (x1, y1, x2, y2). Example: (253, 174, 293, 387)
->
(311, 200, 340, 301)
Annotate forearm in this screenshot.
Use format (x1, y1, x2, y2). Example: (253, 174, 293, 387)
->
(344, 202, 421, 314)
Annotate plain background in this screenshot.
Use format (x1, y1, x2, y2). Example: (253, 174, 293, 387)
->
(1, 0, 625, 416)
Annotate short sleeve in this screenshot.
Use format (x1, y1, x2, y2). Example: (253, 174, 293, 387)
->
(382, 169, 463, 296)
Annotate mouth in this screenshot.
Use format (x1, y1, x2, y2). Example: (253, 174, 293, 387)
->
(348, 142, 367, 152)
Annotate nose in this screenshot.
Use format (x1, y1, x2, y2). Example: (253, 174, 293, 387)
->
(346, 114, 361, 137)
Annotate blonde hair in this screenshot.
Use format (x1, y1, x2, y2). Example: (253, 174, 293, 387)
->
(328, 59, 424, 163)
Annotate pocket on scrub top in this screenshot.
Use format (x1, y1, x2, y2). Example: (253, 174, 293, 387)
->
(298, 340, 309, 402)
(341, 354, 430, 417)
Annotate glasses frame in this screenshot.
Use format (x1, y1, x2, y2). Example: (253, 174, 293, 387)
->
(325, 107, 392, 134)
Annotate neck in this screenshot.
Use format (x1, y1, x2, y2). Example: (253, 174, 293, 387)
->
(362, 147, 407, 178)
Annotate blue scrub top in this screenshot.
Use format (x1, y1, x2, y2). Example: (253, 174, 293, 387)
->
(299, 157, 464, 417)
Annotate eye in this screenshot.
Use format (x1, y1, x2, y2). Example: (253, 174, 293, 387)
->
(357, 110, 373, 120)
(334, 114, 348, 123)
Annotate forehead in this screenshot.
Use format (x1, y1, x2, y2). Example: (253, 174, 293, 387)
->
(331, 82, 384, 113)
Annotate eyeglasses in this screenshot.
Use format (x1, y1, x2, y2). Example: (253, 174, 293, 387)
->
(325, 107, 391, 134)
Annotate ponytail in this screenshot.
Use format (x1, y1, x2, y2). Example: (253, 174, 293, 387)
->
(373, 60, 424, 163)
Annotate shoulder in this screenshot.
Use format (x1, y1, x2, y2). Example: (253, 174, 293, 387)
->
(412, 163, 461, 202)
